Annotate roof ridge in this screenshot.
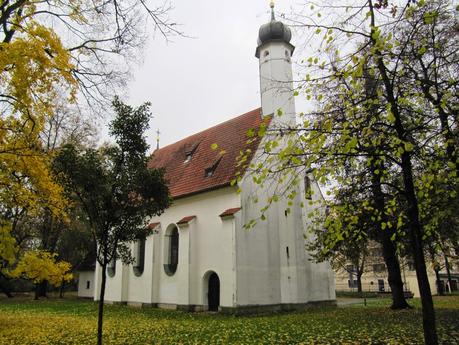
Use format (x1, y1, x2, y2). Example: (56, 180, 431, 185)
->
(151, 108, 261, 155)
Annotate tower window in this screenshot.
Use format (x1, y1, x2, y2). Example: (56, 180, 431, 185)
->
(86, 281, 90, 289)
(263, 50, 269, 57)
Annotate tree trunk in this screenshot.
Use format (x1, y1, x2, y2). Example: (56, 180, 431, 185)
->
(34, 284, 39, 300)
(369, 1, 439, 339)
(381, 236, 410, 309)
(37, 280, 48, 298)
(398, 149, 438, 344)
(363, 62, 409, 310)
(59, 280, 65, 298)
(408, 211, 437, 345)
(97, 263, 107, 345)
(368, 153, 409, 309)
(356, 273, 363, 293)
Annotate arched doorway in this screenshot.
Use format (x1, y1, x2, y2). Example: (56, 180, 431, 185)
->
(208, 272, 220, 311)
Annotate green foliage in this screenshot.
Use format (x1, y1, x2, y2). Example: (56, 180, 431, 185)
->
(54, 97, 170, 267)
(53, 97, 170, 344)
(0, 296, 459, 344)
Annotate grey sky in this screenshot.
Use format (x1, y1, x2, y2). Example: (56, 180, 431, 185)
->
(124, 0, 304, 150)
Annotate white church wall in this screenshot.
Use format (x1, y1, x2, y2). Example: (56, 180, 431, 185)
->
(237, 168, 335, 307)
(149, 187, 239, 308)
(236, 169, 282, 306)
(102, 262, 129, 303)
(95, 187, 239, 306)
(125, 236, 155, 305)
(301, 178, 336, 302)
(77, 271, 95, 298)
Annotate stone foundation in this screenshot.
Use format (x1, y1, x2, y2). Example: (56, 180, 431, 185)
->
(102, 300, 337, 315)
(220, 300, 337, 315)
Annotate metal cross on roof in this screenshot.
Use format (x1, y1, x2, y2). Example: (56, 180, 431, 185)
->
(156, 129, 161, 150)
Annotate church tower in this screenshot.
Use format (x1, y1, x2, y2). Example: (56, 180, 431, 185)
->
(256, 1, 296, 126)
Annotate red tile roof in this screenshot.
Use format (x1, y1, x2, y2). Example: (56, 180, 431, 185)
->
(177, 215, 196, 225)
(148, 222, 160, 229)
(149, 108, 269, 199)
(219, 208, 242, 218)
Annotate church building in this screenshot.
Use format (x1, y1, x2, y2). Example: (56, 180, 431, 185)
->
(92, 4, 335, 313)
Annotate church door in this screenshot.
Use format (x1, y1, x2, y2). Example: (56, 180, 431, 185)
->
(208, 273, 220, 311)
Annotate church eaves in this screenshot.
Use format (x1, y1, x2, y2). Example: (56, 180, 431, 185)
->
(148, 108, 270, 199)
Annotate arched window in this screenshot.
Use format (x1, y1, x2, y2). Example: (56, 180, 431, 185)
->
(133, 237, 146, 276)
(107, 256, 116, 277)
(164, 225, 179, 276)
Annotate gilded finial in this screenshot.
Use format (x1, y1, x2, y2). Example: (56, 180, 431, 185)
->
(270, 1, 275, 20)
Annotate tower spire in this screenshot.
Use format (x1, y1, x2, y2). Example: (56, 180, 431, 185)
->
(270, 1, 275, 21)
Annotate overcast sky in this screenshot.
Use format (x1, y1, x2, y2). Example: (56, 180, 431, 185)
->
(122, 0, 305, 151)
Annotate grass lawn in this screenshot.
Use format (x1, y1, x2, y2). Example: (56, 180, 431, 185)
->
(0, 295, 458, 344)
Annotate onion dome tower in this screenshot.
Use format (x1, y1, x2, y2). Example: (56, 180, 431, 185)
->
(256, 1, 296, 125)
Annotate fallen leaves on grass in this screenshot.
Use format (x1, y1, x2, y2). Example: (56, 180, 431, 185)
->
(0, 296, 458, 344)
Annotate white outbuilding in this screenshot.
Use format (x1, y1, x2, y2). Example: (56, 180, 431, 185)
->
(91, 4, 335, 313)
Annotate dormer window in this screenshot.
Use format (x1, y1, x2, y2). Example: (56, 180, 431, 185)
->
(205, 167, 214, 177)
(205, 157, 222, 178)
(184, 142, 200, 163)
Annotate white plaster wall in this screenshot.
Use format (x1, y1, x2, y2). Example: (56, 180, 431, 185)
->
(77, 271, 95, 298)
(97, 187, 240, 307)
(302, 179, 336, 302)
(234, 188, 282, 306)
(125, 236, 155, 304)
(151, 187, 240, 308)
(236, 172, 330, 306)
(93, 262, 101, 301)
(102, 262, 129, 302)
(236, 91, 335, 307)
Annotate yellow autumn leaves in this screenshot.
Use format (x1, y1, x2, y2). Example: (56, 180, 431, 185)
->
(9, 251, 73, 286)
(1, 296, 459, 344)
(1, 10, 78, 286)
(1, 220, 72, 285)
(0, 222, 18, 266)
(0, 21, 76, 219)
